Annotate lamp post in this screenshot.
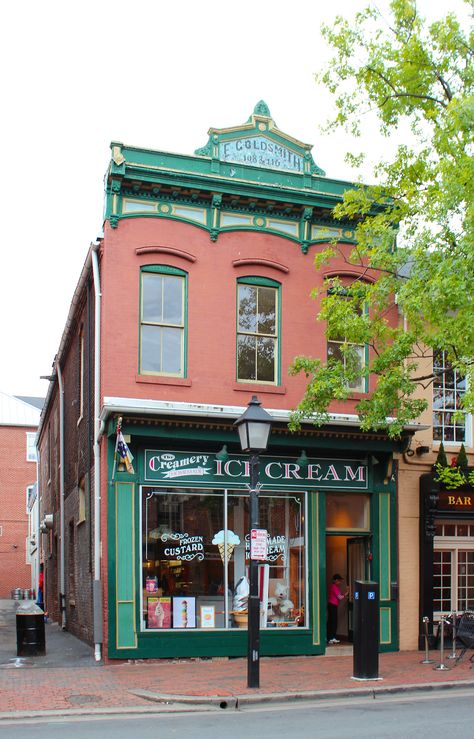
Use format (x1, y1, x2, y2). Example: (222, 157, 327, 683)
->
(234, 395, 273, 688)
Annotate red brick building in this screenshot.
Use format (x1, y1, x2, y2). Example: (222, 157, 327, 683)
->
(37, 103, 418, 661)
(0, 392, 42, 598)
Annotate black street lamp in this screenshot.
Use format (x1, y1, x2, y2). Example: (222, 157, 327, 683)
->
(234, 395, 273, 688)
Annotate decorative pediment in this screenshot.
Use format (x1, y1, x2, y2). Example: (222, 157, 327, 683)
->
(195, 101, 325, 177)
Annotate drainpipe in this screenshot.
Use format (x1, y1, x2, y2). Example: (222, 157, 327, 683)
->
(35, 448, 41, 598)
(56, 362, 66, 629)
(91, 242, 103, 662)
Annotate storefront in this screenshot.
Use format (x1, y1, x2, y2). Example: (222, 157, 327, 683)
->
(420, 472, 474, 644)
(107, 414, 401, 659)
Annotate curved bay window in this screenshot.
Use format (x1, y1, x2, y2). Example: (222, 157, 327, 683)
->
(141, 487, 306, 630)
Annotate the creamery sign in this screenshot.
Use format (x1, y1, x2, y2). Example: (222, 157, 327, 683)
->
(144, 451, 368, 490)
(220, 136, 304, 173)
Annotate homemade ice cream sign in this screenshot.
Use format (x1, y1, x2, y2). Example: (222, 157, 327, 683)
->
(145, 451, 368, 490)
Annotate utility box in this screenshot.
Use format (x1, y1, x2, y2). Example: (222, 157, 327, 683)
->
(16, 601, 45, 657)
(353, 580, 379, 680)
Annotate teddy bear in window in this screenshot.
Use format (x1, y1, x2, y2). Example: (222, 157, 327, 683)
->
(268, 581, 294, 622)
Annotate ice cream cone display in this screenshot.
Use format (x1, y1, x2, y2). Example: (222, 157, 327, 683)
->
(217, 542, 236, 563)
(212, 530, 240, 562)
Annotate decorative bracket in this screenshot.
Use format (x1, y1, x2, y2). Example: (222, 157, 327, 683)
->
(209, 194, 223, 242)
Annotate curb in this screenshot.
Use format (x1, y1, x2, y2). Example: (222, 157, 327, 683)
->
(1, 679, 474, 722)
(132, 678, 474, 708)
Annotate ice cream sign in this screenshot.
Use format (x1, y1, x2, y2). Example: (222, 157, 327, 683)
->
(148, 453, 211, 479)
(159, 532, 204, 561)
(145, 450, 368, 490)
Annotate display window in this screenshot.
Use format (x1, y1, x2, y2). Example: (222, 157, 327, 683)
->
(141, 486, 306, 630)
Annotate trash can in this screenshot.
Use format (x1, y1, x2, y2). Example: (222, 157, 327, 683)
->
(16, 600, 46, 656)
(353, 580, 379, 680)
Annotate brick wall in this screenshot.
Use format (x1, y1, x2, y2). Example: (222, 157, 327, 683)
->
(37, 286, 95, 644)
(0, 425, 37, 598)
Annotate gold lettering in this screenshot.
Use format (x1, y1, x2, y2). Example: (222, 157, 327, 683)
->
(448, 496, 455, 505)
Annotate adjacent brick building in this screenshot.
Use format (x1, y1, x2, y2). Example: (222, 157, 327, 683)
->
(0, 392, 42, 598)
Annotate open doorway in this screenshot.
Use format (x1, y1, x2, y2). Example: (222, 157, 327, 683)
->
(326, 535, 370, 642)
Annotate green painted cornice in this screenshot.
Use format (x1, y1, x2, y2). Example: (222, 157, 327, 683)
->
(105, 105, 368, 249)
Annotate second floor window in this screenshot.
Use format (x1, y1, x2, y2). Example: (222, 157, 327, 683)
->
(237, 278, 279, 384)
(327, 292, 366, 393)
(140, 267, 186, 376)
(433, 350, 467, 443)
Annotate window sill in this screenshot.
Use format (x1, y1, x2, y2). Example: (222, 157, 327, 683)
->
(233, 382, 286, 395)
(136, 374, 192, 387)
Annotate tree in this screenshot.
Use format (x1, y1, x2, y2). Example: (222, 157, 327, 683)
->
(290, 0, 474, 438)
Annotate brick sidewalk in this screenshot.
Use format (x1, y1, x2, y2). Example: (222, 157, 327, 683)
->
(1, 650, 473, 715)
(1, 598, 474, 717)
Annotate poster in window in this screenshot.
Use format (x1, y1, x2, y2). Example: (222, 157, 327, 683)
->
(147, 597, 171, 629)
(200, 605, 216, 628)
(146, 576, 159, 594)
(173, 596, 196, 628)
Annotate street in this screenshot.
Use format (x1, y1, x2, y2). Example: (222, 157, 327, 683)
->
(0, 689, 472, 738)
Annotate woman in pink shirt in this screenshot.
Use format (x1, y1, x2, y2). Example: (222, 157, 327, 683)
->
(327, 573, 348, 644)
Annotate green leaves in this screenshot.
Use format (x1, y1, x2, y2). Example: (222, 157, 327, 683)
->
(292, 0, 473, 438)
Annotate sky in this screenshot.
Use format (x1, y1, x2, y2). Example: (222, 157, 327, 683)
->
(0, 0, 468, 398)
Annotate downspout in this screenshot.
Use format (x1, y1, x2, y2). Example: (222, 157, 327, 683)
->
(91, 242, 103, 662)
(35, 448, 41, 599)
(56, 362, 66, 629)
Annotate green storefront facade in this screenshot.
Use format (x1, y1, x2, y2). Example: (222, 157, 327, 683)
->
(106, 412, 402, 660)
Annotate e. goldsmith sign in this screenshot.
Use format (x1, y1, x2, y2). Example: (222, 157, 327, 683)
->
(144, 451, 368, 490)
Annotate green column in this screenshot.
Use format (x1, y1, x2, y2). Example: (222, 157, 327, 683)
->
(115, 482, 137, 649)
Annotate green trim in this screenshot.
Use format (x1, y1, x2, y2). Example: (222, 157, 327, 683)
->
(380, 607, 392, 644)
(378, 493, 391, 601)
(237, 276, 281, 288)
(115, 482, 137, 649)
(142, 264, 187, 277)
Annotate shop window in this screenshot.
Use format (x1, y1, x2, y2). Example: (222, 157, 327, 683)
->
(434, 524, 474, 615)
(141, 487, 306, 630)
(237, 277, 279, 384)
(433, 550, 453, 613)
(433, 350, 468, 444)
(139, 266, 186, 377)
(326, 493, 370, 531)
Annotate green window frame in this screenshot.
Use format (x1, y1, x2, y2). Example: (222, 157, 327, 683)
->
(236, 276, 280, 384)
(139, 265, 187, 377)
